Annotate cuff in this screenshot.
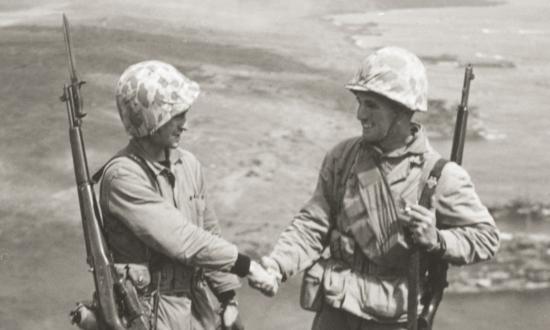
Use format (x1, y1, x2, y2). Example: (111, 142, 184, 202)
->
(230, 253, 251, 277)
(269, 252, 293, 281)
(216, 290, 236, 304)
(438, 229, 459, 261)
(427, 230, 447, 258)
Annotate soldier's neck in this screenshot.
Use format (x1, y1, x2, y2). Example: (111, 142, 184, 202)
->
(376, 123, 414, 154)
(134, 138, 170, 162)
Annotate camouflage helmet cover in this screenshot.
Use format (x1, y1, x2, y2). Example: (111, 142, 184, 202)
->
(346, 47, 428, 112)
(116, 60, 200, 137)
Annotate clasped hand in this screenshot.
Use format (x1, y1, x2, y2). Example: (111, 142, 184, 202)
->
(247, 259, 281, 297)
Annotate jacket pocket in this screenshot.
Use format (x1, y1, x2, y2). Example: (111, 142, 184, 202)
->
(355, 273, 408, 320)
(322, 259, 350, 308)
(300, 259, 326, 311)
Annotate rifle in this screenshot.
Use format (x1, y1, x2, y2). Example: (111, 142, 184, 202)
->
(60, 14, 149, 330)
(408, 65, 475, 330)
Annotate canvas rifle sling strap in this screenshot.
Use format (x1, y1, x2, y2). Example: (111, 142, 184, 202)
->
(92, 154, 162, 330)
(418, 158, 449, 213)
(409, 157, 449, 330)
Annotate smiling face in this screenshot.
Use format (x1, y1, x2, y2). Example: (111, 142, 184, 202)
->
(149, 110, 188, 149)
(355, 92, 403, 143)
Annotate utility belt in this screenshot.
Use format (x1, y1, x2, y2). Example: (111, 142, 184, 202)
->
(329, 230, 408, 277)
(114, 261, 203, 298)
(301, 230, 421, 322)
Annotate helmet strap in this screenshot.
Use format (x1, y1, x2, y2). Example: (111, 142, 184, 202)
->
(376, 109, 412, 152)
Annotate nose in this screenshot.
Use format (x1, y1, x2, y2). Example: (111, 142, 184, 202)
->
(174, 117, 188, 131)
(173, 114, 188, 129)
(181, 121, 188, 131)
(356, 103, 370, 121)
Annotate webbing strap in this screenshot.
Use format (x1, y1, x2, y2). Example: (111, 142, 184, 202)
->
(408, 157, 448, 330)
(418, 158, 449, 210)
(95, 154, 164, 330)
(92, 154, 159, 189)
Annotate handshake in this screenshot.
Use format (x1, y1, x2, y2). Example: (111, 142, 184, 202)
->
(247, 257, 282, 297)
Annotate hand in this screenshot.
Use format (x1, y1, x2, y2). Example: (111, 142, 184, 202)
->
(260, 256, 282, 279)
(221, 299, 244, 330)
(247, 260, 280, 297)
(403, 203, 439, 251)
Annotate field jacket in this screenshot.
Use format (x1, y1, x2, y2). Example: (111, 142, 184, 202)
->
(270, 125, 499, 322)
(99, 140, 242, 329)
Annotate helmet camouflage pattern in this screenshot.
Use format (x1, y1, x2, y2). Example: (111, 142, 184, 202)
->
(346, 46, 428, 112)
(116, 60, 200, 137)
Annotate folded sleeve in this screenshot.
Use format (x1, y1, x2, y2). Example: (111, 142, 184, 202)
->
(198, 166, 242, 294)
(270, 152, 335, 279)
(434, 162, 500, 265)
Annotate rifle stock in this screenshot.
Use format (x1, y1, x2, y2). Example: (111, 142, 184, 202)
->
(415, 64, 475, 330)
(61, 14, 148, 330)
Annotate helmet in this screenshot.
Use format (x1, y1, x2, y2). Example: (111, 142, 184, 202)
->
(116, 60, 200, 137)
(345, 47, 428, 112)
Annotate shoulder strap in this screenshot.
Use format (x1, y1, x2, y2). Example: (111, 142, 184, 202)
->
(92, 154, 160, 191)
(91, 153, 162, 264)
(418, 158, 449, 217)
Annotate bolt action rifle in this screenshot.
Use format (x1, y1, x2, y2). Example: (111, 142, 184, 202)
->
(408, 65, 475, 330)
(60, 14, 149, 330)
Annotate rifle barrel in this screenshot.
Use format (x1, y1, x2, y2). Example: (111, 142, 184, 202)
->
(61, 14, 133, 330)
(450, 65, 474, 165)
(413, 65, 475, 330)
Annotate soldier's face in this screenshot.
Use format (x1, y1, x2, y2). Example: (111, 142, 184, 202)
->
(151, 111, 188, 149)
(355, 92, 400, 143)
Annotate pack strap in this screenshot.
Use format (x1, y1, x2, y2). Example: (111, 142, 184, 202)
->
(418, 158, 449, 211)
(92, 154, 159, 189)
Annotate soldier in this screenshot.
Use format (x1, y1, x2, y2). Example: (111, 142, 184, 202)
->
(252, 47, 500, 329)
(98, 60, 276, 330)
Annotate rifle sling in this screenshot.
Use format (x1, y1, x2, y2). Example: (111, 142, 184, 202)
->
(408, 157, 449, 330)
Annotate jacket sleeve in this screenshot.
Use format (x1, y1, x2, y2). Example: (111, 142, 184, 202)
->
(270, 152, 335, 279)
(434, 162, 500, 265)
(199, 166, 242, 296)
(102, 161, 239, 272)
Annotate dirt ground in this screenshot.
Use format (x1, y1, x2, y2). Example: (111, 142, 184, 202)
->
(2, 1, 550, 329)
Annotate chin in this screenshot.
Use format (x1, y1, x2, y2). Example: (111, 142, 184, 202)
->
(362, 132, 380, 143)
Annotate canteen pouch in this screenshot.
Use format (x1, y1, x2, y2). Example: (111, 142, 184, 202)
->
(114, 263, 152, 292)
(300, 259, 327, 311)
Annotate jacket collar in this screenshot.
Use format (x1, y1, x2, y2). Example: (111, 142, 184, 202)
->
(363, 123, 431, 163)
(359, 124, 433, 185)
(126, 139, 185, 175)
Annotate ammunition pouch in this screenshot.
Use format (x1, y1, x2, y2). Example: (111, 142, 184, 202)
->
(115, 263, 152, 293)
(300, 259, 328, 312)
(155, 263, 200, 296)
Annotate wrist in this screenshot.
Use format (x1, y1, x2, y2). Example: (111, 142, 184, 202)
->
(427, 230, 446, 256)
(230, 253, 251, 278)
(217, 290, 236, 305)
(224, 298, 238, 308)
(261, 256, 283, 281)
